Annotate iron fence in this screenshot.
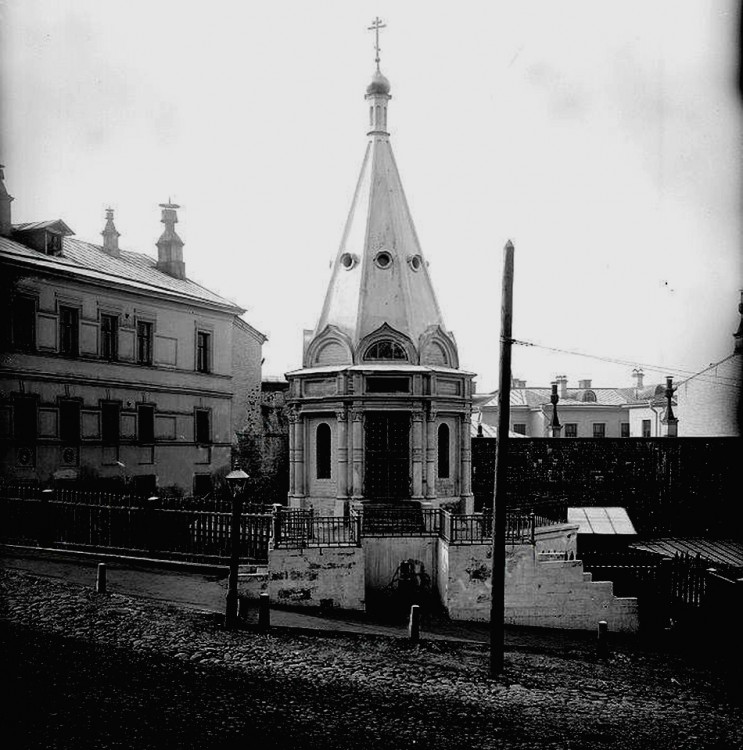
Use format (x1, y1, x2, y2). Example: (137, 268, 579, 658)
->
(0, 491, 272, 563)
(355, 506, 441, 537)
(440, 510, 564, 545)
(274, 509, 359, 548)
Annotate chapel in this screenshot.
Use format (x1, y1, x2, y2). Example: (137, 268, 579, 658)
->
(285, 35, 474, 516)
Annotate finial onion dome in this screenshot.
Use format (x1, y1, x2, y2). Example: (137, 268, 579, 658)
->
(366, 69, 391, 96)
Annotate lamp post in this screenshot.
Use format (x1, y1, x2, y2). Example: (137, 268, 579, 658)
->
(661, 376, 678, 437)
(225, 469, 249, 628)
(549, 381, 562, 437)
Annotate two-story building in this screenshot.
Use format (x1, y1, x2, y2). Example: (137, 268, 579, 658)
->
(0, 166, 265, 494)
(476, 370, 671, 438)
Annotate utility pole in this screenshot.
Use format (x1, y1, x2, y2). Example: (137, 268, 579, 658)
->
(490, 239, 515, 677)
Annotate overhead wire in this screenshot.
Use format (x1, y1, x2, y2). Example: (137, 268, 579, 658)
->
(512, 338, 742, 390)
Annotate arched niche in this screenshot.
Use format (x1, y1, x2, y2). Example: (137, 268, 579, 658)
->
(305, 326, 354, 367)
(418, 326, 459, 369)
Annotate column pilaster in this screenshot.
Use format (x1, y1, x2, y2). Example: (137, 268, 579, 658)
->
(459, 410, 474, 512)
(412, 410, 424, 499)
(336, 407, 349, 499)
(425, 408, 437, 501)
(351, 408, 364, 500)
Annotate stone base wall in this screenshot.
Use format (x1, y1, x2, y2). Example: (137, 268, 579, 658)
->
(238, 546, 365, 611)
(237, 523, 636, 632)
(441, 525, 638, 632)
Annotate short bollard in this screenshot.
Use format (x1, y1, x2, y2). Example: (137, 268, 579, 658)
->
(597, 620, 609, 659)
(258, 593, 270, 632)
(238, 596, 250, 621)
(96, 563, 107, 594)
(408, 604, 421, 643)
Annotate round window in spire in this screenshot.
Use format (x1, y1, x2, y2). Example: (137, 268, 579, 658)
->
(374, 251, 393, 269)
(340, 253, 358, 270)
(408, 254, 422, 271)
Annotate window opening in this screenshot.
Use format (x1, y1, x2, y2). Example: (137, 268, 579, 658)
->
(364, 340, 407, 361)
(101, 314, 118, 361)
(138, 404, 155, 444)
(137, 321, 153, 365)
(196, 331, 210, 373)
(101, 403, 120, 444)
(437, 423, 450, 478)
(59, 401, 81, 444)
(316, 423, 331, 479)
(195, 409, 211, 444)
(59, 306, 79, 357)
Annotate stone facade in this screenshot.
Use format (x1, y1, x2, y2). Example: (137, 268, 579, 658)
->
(0, 175, 265, 494)
(286, 66, 474, 514)
(675, 354, 741, 436)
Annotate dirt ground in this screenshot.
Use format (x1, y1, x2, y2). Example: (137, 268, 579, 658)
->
(2, 569, 742, 750)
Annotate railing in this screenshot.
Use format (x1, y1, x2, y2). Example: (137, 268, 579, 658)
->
(0, 489, 272, 563)
(355, 506, 441, 537)
(440, 510, 565, 545)
(1, 486, 570, 559)
(274, 509, 359, 548)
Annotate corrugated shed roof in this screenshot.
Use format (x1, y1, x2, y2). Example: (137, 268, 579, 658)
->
(568, 507, 637, 535)
(630, 538, 743, 570)
(0, 234, 243, 312)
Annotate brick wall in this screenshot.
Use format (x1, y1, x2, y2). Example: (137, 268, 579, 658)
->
(472, 437, 742, 537)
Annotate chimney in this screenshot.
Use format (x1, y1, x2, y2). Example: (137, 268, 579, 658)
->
(511, 377, 526, 389)
(578, 379, 592, 389)
(0, 164, 13, 237)
(156, 202, 186, 279)
(734, 291, 743, 355)
(101, 208, 121, 257)
(632, 368, 645, 390)
(556, 375, 568, 399)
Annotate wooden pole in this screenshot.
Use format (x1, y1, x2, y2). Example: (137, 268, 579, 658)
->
(490, 239, 515, 677)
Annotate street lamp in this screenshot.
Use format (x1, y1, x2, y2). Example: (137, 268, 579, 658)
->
(225, 469, 249, 628)
(661, 376, 678, 438)
(549, 381, 562, 437)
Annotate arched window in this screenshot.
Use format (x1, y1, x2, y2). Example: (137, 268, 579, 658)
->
(437, 424, 450, 479)
(364, 340, 407, 361)
(316, 423, 331, 479)
(582, 391, 597, 403)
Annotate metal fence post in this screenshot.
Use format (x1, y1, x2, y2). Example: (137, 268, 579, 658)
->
(38, 488, 53, 548)
(658, 556, 674, 630)
(258, 592, 271, 632)
(597, 620, 609, 659)
(96, 563, 107, 594)
(409, 604, 421, 643)
(529, 511, 536, 546)
(271, 504, 282, 550)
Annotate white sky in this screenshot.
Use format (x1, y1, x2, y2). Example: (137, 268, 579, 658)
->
(2, 1, 741, 392)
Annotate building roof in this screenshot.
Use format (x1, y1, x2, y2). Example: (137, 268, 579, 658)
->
(311, 68, 452, 354)
(631, 538, 743, 571)
(477, 385, 665, 410)
(567, 507, 637, 535)
(469, 420, 525, 439)
(0, 231, 244, 313)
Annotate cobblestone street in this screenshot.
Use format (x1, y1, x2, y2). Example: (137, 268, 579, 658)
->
(2, 569, 742, 750)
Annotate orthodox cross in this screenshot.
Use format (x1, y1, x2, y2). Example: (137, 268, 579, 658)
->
(368, 17, 386, 69)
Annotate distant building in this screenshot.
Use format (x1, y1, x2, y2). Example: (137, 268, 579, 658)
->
(0, 166, 265, 494)
(674, 293, 743, 437)
(476, 370, 671, 438)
